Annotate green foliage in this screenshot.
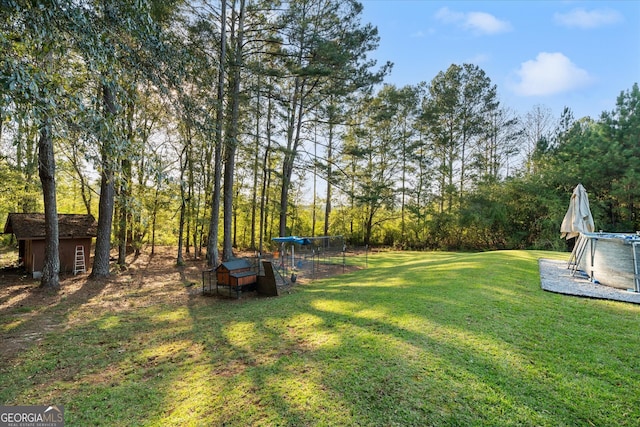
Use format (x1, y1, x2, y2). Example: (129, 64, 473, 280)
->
(0, 159, 38, 217)
(533, 84, 640, 234)
(1, 0, 638, 254)
(459, 181, 509, 250)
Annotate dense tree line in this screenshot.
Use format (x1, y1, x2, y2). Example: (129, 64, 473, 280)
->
(1, 1, 639, 288)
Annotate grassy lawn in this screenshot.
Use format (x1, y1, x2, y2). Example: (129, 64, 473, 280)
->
(1, 250, 640, 426)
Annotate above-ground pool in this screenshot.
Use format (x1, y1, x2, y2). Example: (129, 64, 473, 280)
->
(574, 232, 640, 292)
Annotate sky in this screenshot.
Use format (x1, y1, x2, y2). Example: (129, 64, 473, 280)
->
(359, 0, 640, 120)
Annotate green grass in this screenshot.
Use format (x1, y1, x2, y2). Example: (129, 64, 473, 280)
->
(2, 250, 640, 426)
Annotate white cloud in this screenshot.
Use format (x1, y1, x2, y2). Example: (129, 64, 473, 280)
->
(465, 11, 512, 34)
(435, 7, 464, 24)
(435, 7, 512, 35)
(467, 53, 490, 65)
(554, 8, 623, 29)
(511, 52, 593, 96)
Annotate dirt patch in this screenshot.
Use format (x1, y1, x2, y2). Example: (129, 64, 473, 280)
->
(0, 246, 359, 364)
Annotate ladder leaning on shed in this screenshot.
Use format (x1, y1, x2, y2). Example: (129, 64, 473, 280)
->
(74, 245, 86, 275)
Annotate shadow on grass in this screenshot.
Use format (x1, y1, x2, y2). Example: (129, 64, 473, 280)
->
(2, 250, 640, 426)
(170, 250, 640, 426)
(0, 274, 109, 366)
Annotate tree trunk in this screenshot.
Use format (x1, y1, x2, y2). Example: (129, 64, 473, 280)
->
(279, 77, 305, 237)
(258, 88, 274, 255)
(324, 118, 334, 237)
(69, 143, 92, 216)
(222, 0, 245, 261)
(401, 136, 407, 243)
(208, 140, 222, 267)
(117, 98, 134, 268)
(250, 76, 261, 250)
(177, 145, 187, 266)
(151, 184, 159, 255)
(206, 0, 226, 268)
(186, 145, 193, 257)
(364, 208, 374, 247)
(117, 157, 130, 269)
(91, 83, 117, 279)
(38, 118, 60, 289)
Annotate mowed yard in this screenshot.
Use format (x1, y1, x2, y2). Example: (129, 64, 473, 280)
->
(1, 248, 639, 426)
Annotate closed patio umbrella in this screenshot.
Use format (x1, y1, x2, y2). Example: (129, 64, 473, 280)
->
(560, 183, 595, 240)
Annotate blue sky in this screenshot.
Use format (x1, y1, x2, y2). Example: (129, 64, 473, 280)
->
(359, 0, 640, 120)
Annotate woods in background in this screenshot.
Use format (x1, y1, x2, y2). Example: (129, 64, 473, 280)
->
(1, 1, 639, 287)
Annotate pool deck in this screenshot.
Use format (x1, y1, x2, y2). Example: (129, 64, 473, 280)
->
(539, 258, 640, 305)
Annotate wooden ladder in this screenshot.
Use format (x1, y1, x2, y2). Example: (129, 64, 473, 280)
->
(74, 245, 86, 275)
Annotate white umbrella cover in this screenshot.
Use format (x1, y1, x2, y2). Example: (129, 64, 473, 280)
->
(560, 183, 595, 239)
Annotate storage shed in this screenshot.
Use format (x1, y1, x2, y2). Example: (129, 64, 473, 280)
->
(3, 213, 97, 275)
